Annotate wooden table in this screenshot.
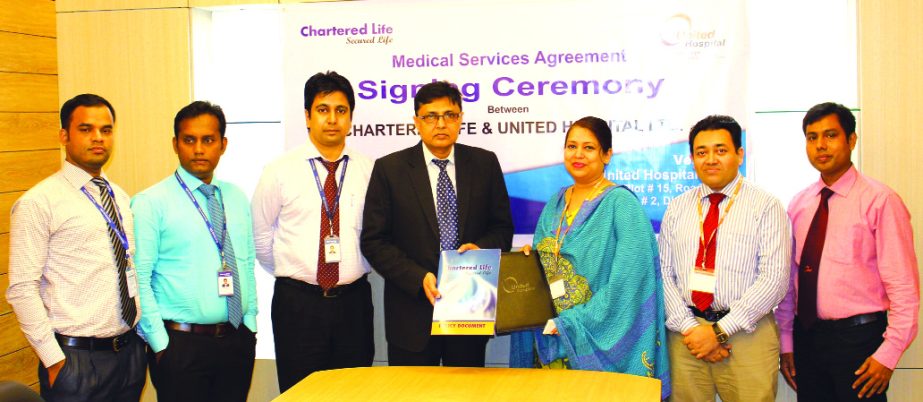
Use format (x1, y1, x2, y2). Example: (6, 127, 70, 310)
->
(275, 366, 661, 401)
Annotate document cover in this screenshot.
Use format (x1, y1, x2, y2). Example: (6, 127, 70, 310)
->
(495, 252, 555, 334)
(431, 249, 501, 335)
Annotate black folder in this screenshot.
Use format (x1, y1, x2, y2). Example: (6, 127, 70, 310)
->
(495, 252, 556, 334)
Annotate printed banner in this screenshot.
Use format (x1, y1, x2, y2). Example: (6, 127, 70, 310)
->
(282, 0, 749, 233)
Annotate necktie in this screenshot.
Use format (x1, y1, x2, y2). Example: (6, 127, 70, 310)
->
(317, 159, 341, 291)
(199, 184, 243, 328)
(691, 192, 726, 312)
(91, 178, 137, 326)
(433, 159, 459, 251)
(797, 187, 834, 330)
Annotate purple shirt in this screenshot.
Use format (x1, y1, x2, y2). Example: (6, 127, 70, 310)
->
(776, 166, 919, 369)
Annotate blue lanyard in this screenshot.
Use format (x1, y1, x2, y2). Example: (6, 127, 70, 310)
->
(309, 155, 349, 232)
(174, 171, 226, 261)
(80, 182, 130, 258)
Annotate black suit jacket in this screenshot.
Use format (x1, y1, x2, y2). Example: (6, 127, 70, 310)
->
(361, 142, 514, 351)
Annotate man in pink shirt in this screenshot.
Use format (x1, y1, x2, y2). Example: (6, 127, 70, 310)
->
(777, 102, 919, 401)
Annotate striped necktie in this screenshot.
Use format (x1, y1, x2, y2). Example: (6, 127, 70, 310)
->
(91, 177, 137, 326)
(199, 184, 243, 328)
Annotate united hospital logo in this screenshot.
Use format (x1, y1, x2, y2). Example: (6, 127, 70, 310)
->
(660, 13, 727, 49)
(299, 22, 395, 45)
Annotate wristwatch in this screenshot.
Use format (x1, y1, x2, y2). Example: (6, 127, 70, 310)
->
(712, 323, 729, 344)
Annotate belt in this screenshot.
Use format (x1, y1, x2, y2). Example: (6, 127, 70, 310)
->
(689, 306, 730, 322)
(278, 275, 367, 298)
(812, 312, 886, 331)
(56, 332, 133, 352)
(164, 321, 235, 338)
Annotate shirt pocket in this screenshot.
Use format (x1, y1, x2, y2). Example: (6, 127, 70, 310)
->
(824, 223, 867, 265)
(720, 227, 758, 274)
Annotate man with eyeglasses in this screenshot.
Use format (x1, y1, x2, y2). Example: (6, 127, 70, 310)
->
(251, 71, 375, 392)
(361, 80, 514, 366)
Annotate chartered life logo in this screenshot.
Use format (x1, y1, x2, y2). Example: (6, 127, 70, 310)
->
(299, 21, 395, 45)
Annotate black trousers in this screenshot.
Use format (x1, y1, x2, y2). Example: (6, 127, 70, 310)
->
(272, 276, 375, 393)
(38, 331, 146, 402)
(387, 335, 489, 367)
(794, 316, 889, 402)
(148, 324, 256, 402)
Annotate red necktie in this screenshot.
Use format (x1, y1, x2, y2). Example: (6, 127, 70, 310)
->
(692, 193, 726, 311)
(797, 187, 834, 329)
(317, 159, 341, 290)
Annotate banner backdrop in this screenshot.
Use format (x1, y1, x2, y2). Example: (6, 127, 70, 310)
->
(282, 0, 749, 233)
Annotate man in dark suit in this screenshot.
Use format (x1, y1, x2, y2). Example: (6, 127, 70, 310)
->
(361, 81, 514, 366)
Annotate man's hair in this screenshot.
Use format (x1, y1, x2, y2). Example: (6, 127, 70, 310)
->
(413, 81, 463, 115)
(303, 71, 355, 116)
(60, 94, 116, 129)
(688, 115, 742, 154)
(802, 102, 856, 135)
(567, 116, 612, 153)
(173, 101, 227, 138)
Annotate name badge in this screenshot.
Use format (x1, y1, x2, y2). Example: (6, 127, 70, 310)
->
(690, 267, 716, 294)
(126, 264, 138, 299)
(324, 235, 341, 263)
(218, 271, 234, 296)
(549, 278, 566, 299)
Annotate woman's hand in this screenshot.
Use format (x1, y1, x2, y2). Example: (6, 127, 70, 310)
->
(520, 244, 532, 256)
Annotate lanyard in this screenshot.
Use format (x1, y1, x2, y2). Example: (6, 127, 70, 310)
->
(553, 178, 604, 258)
(309, 155, 349, 235)
(80, 182, 130, 258)
(695, 178, 743, 267)
(174, 171, 226, 265)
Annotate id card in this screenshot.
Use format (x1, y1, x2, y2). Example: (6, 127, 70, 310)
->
(324, 235, 341, 263)
(690, 268, 716, 294)
(126, 265, 138, 298)
(218, 271, 234, 296)
(549, 278, 566, 299)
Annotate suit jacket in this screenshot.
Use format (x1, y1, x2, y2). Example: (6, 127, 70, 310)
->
(361, 142, 514, 351)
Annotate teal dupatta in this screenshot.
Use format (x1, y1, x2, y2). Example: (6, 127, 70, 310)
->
(509, 185, 671, 399)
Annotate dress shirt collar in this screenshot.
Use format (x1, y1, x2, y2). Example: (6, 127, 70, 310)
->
(698, 172, 743, 200)
(421, 141, 455, 166)
(817, 164, 858, 198)
(302, 140, 353, 163)
(62, 160, 109, 190)
(175, 165, 211, 191)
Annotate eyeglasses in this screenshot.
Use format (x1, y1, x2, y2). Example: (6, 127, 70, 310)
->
(417, 112, 461, 124)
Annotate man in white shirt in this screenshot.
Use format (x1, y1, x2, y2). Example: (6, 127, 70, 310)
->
(251, 71, 374, 392)
(659, 115, 791, 401)
(7, 94, 145, 402)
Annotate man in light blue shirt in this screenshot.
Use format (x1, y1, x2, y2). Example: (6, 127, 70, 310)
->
(132, 101, 257, 402)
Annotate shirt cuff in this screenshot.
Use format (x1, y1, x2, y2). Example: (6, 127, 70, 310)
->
(243, 314, 257, 333)
(36, 340, 66, 368)
(872, 340, 904, 370)
(780, 329, 793, 354)
(145, 327, 170, 353)
(679, 317, 700, 334)
(717, 315, 743, 337)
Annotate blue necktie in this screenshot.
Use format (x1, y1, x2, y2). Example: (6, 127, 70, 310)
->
(199, 184, 243, 328)
(432, 159, 459, 251)
(91, 177, 137, 326)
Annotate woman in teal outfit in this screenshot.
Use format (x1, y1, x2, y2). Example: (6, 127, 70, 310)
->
(510, 116, 671, 399)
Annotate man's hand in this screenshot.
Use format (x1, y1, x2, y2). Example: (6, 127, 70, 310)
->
(457, 243, 480, 253)
(682, 325, 721, 359)
(423, 272, 441, 305)
(704, 344, 732, 363)
(47, 359, 66, 387)
(780, 352, 797, 391)
(853, 356, 892, 398)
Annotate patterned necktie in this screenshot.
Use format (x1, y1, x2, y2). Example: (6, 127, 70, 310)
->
(199, 184, 243, 328)
(691, 192, 726, 312)
(91, 177, 137, 326)
(433, 159, 459, 251)
(797, 187, 834, 330)
(317, 159, 341, 290)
